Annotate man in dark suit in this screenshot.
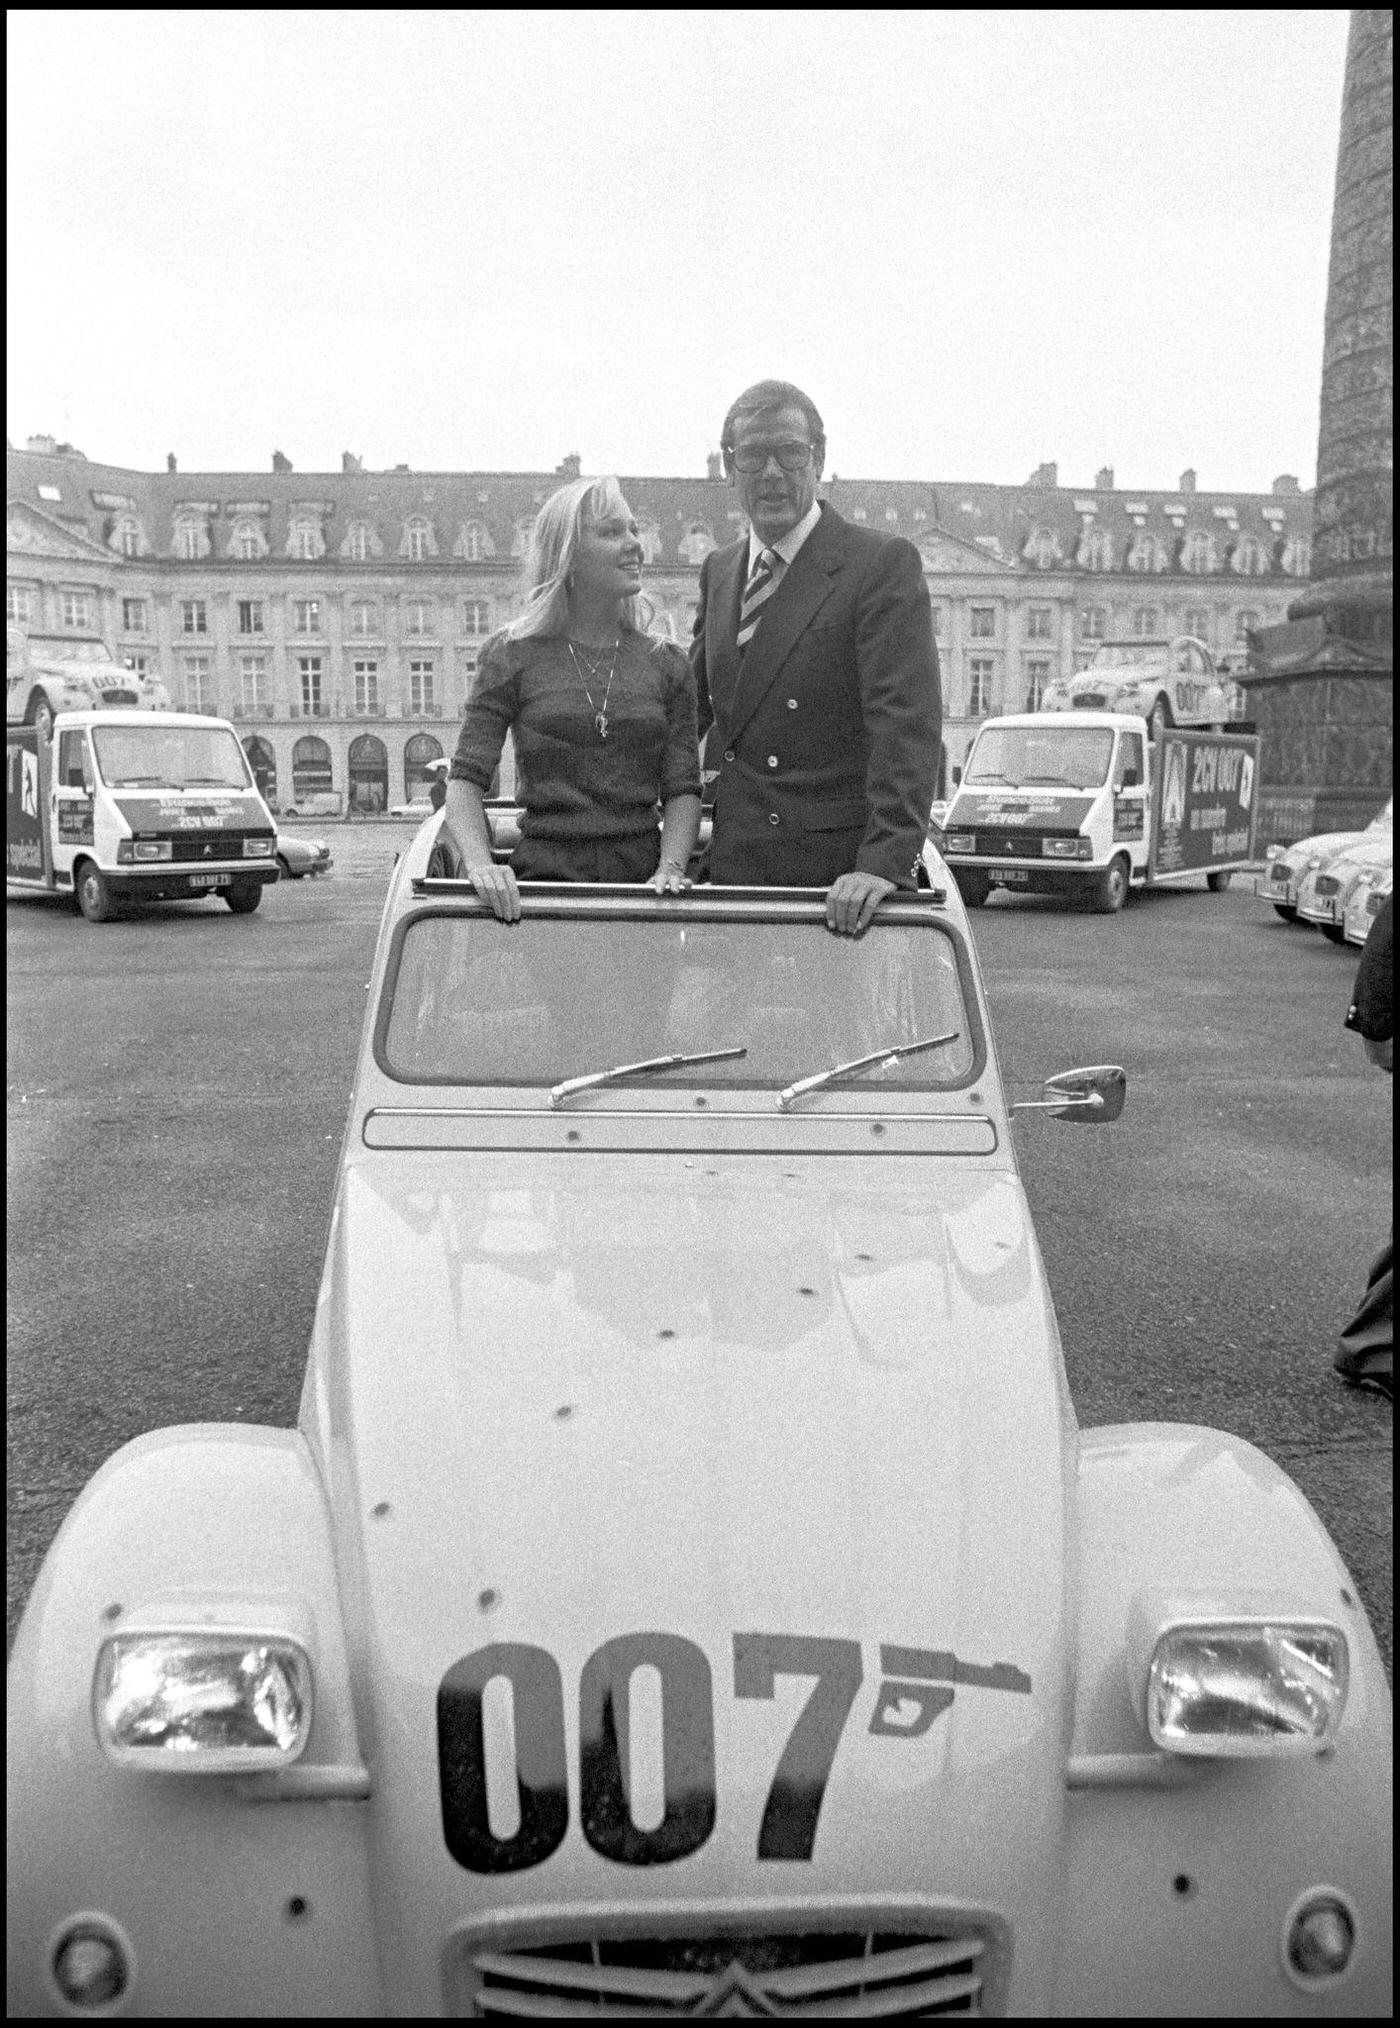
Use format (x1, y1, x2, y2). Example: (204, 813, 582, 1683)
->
(691, 380, 942, 935)
(1334, 891, 1392, 1398)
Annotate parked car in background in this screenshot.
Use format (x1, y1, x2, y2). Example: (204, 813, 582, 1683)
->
(1345, 865, 1393, 948)
(1298, 833, 1393, 943)
(274, 829, 333, 881)
(1260, 797, 1393, 923)
(7, 816, 1392, 2017)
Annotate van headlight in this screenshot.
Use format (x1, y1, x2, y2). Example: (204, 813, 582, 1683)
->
(1042, 837, 1093, 859)
(942, 832, 975, 854)
(94, 1632, 312, 1771)
(1140, 1619, 1347, 1757)
(117, 839, 173, 863)
(243, 836, 275, 857)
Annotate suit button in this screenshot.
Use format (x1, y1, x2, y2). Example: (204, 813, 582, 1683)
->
(768, 813, 780, 827)
(787, 698, 798, 709)
(723, 748, 735, 762)
(767, 755, 778, 769)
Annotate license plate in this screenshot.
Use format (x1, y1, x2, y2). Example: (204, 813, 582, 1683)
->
(999, 869, 1031, 884)
(188, 873, 231, 889)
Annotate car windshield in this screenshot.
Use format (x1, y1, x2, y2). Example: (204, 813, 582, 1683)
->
(964, 725, 1112, 790)
(1087, 643, 1164, 670)
(91, 724, 252, 790)
(381, 909, 977, 1092)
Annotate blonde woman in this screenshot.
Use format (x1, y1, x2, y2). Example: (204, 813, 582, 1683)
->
(443, 475, 702, 921)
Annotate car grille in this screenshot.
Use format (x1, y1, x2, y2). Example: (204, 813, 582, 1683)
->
(1071, 693, 1106, 708)
(454, 1914, 1000, 2018)
(1315, 875, 1342, 897)
(966, 831, 1078, 857)
(145, 831, 267, 862)
(98, 688, 138, 705)
(1269, 864, 1291, 883)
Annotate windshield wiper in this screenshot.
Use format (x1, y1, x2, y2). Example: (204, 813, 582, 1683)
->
(183, 775, 241, 786)
(549, 1045, 747, 1108)
(1020, 774, 1080, 787)
(111, 775, 180, 787)
(777, 1031, 961, 1112)
(968, 772, 1016, 786)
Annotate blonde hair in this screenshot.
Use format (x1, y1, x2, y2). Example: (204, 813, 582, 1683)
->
(506, 474, 654, 640)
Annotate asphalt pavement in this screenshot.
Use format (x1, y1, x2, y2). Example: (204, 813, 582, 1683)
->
(6, 837, 1392, 1675)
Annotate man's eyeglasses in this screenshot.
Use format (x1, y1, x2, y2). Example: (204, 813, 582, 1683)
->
(729, 441, 815, 474)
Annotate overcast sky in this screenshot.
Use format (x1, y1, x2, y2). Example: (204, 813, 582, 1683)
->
(7, 8, 1351, 492)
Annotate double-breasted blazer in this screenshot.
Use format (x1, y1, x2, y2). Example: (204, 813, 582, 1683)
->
(690, 502, 941, 887)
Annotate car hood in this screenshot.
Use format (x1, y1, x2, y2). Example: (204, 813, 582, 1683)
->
(1281, 829, 1366, 871)
(308, 1149, 1074, 1989)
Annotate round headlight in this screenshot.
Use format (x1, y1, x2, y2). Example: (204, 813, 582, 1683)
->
(1283, 1889, 1357, 1987)
(50, 1914, 134, 2010)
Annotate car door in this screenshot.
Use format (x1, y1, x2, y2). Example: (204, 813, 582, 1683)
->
(51, 727, 96, 883)
(1111, 728, 1148, 859)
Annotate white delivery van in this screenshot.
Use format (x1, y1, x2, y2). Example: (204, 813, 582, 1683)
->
(938, 711, 1261, 912)
(6, 711, 277, 921)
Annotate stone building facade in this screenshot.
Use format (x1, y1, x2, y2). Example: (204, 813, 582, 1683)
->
(8, 440, 1313, 812)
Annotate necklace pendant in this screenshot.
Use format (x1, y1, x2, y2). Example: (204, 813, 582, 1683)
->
(596, 711, 609, 740)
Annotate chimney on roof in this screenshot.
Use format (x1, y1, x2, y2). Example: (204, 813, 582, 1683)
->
(1272, 473, 1301, 496)
(707, 452, 723, 481)
(342, 451, 363, 473)
(167, 452, 178, 473)
(1179, 468, 1196, 494)
(555, 452, 582, 480)
(26, 434, 56, 455)
(1095, 466, 1114, 491)
(1028, 461, 1058, 488)
(272, 450, 293, 473)
(393, 463, 411, 473)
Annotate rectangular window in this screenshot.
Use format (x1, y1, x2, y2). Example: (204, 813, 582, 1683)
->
(239, 655, 270, 715)
(929, 604, 944, 638)
(405, 600, 434, 637)
(298, 656, 324, 716)
(237, 599, 265, 636)
(177, 525, 201, 560)
(180, 599, 208, 635)
(1184, 609, 1210, 640)
(61, 591, 93, 630)
(1023, 657, 1052, 711)
(183, 654, 212, 713)
(462, 598, 492, 636)
(353, 659, 380, 714)
(123, 653, 154, 681)
(1026, 606, 1054, 640)
(8, 584, 36, 625)
(292, 525, 319, 561)
(293, 598, 321, 635)
(345, 526, 368, 563)
(968, 657, 995, 717)
(1235, 609, 1260, 643)
(409, 659, 436, 714)
(1132, 607, 1159, 637)
(969, 606, 996, 639)
(1080, 606, 1106, 639)
(349, 600, 377, 637)
(234, 527, 260, 560)
(121, 597, 148, 634)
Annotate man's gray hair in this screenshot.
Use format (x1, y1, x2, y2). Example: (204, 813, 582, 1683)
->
(721, 380, 825, 461)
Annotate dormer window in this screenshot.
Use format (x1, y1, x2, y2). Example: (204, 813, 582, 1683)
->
(173, 517, 209, 561)
(1231, 535, 1269, 577)
(229, 519, 267, 561)
(1126, 533, 1165, 573)
(401, 516, 436, 562)
(1281, 534, 1312, 577)
(111, 515, 144, 558)
(1078, 529, 1115, 571)
(1023, 527, 1061, 569)
(1181, 530, 1216, 574)
(456, 521, 492, 562)
(345, 524, 368, 563)
(287, 518, 324, 561)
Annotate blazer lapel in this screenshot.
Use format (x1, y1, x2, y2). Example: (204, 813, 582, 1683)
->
(728, 506, 846, 739)
(707, 540, 749, 725)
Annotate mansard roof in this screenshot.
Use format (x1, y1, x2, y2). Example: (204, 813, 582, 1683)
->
(6, 446, 1313, 575)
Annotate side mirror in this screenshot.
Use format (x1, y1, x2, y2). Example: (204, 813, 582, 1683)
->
(952, 764, 963, 786)
(1011, 1064, 1127, 1123)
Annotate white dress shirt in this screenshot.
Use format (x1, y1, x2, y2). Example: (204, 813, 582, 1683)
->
(746, 497, 822, 584)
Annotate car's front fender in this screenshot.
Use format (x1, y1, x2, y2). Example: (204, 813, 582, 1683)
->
(1057, 1424, 1391, 2016)
(7, 1425, 384, 2018)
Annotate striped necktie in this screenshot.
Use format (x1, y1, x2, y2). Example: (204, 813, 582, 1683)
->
(736, 546, 780, 653)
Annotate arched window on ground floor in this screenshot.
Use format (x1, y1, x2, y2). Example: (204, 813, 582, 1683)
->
(404, 732, 444, 803)
(292, 735, 333, 808)
(242, 735, 276, 807)
(348, 733, 389, 815)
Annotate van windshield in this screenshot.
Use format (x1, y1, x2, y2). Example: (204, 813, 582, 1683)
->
(964, 725, 1113, 790)
(91, 724, 253, 791)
